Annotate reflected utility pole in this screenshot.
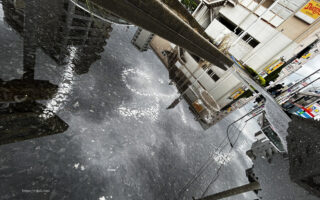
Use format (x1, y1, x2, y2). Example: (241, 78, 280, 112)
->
(193, 181, 260, 200)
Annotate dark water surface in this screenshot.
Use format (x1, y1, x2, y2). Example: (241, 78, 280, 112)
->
(0, 1, 259, 199)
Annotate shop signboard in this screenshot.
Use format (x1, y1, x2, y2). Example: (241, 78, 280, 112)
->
(307, 103, 320, 116)
(192, 100, 204, 113)
(230, 87, 245, 100)
(295, 108, 314, 118)
(263, 59, 284, 75)
(294, 103, 320, 119)
(295, 0, 320, 24)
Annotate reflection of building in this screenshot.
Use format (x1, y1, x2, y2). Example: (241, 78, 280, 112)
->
(1, 0, 114, 144)
(0, 53, 69, 146)
(150, 0, 320, 128)
(256, 112, 285, 151)
(131, 28, 154, 52)
(287, 116, 320, 198)
(245, 152, 319, 200)
(281, 88, 320, 119)
(3, 0, 113, 74)
(243, 115, 320, 200)
(0, 102, 69, 146)
(199, 113, 320, 199)
(247, 111, 285, 160)
(194, 169, 260, 200)
(1, 0, 112, 145)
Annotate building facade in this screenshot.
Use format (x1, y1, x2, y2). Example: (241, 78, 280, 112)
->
(287, 116, 320, 198)
(149, 0, 320, 128)
(0, 0, 116, 145)
(244, 115, 320, 199)
(3, 0, 113, 74)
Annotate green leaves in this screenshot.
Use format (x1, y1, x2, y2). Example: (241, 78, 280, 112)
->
(181, 0, 198, 11)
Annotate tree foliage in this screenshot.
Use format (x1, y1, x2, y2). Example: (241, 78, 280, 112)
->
(181, 0, 199, 11)
(244, 65, 266, 86)
(264, 65, 287, 86)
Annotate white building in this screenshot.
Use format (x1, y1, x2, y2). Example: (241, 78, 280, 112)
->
(150, 0, 320, 128)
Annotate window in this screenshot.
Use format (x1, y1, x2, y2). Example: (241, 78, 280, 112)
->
(75, 6, 91, 17)
(261, 0, 273, 8)
(72, 18, 89, 27)
(295, 95, 319, 107)
(254, 131, 263, 137)
(67, 39, 84, 45)
(263, 126, 285, 152)
(63, 2, 69, 11)
(217, 15, 260, 48)
(211, 73, 220, 82)
(252, 0, 273, 8)
(69, 29, 86, 37)
(243, 34, 260, 48)
(217, 16, 239, 34)
(207, 69, 220, 82)
(207, 69, 213, 76)
(190, 53, 201, 63)
(202, 64, 208, 70)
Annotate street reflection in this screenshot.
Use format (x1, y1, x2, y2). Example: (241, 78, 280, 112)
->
(0, 0, 113, 145)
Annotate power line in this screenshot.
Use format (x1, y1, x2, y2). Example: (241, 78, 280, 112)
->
(175, 134, 229, 199)
(198, 106, 252, 199)
(177, 114, 251, 199)
(176, 123, 231, 199)
(226, 105, 263, 147)
(176, 104, 260, 199)
(200, 165, 223, 199)
(199, 121, 248, 199)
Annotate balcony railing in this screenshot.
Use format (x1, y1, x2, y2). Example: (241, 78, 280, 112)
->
(238, 0, 304, 27)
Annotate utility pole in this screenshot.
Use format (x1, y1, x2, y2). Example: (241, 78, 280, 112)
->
(90, 0, 233, 70)
(193, 181, 260, 200)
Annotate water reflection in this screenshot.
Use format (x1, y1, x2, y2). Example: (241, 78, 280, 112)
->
(0, 0, 113, 145)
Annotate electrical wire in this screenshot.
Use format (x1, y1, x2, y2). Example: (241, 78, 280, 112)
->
(176, 115, 249, 199)
(175, 120, 231, 199)
(200, 165, 223, 198)
(176, 102, 260, 199)
(70, 0, 132, 26)
(226, 105, 262, 147)
(198, 106, 252, 199)
(199, 120, 248, 199)
(175, 133, 229, 199)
